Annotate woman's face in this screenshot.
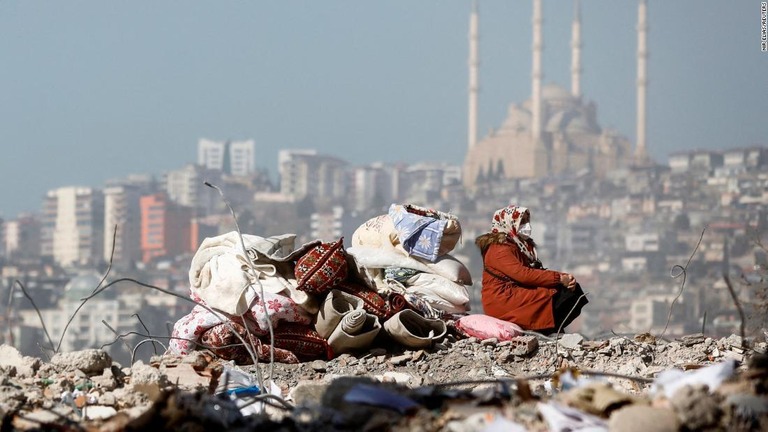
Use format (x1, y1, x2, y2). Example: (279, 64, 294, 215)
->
(520, 213, 530, 226)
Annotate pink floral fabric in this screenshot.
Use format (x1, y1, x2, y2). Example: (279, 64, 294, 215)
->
(169, 291, 312, 358)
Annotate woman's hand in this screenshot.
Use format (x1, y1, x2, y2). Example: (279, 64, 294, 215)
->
(560, 273, 577, 290)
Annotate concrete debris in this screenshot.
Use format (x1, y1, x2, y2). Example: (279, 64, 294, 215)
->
(558, 333, 585, 350)
(49, 349, 112, 375)
(0, 345, 40, 379)
(1, 330, 767, 430)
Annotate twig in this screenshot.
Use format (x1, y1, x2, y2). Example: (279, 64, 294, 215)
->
(132, 313, 159, 355)
(100, 331, 256, 354)
(101, 320, 133, 356)
(14, 280, 55, 354)
(723, 275, 747, 350)
(131, 338, 168, 364)
(6, 282, 15, 347)
(56, 225, 118, 353)
(659, 226, 706, 340)
(81, 277, 261, 367)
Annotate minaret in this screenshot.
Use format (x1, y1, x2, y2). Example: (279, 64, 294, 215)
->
(570, 0, 582, 98)
(531, 0, 543, 142)
(468, 0, 479, 150)
(635, 0, 649, 162)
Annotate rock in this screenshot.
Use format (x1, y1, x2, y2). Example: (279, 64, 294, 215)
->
(680, 333, 705, 347)
(289, 380, 328, 406)
(0, 345, 40, 378)
(181, 351, 210, 369)
(83, 405, 117, 420)
(724, 334, 746, 350)
(129, 361, 169, 400)
(310, 360, 327, 372)
(558, 333, 584, 350)
(411, 350, 425, 362)
(669, 384, 722, 430)
(162, 363, 211, 390)
(50, 349, 112, 375)
(0, 385, 27, 411)
(98, 392, 117, 406)
(390, 354, 410, 366)
(608, 405, 679, 432)
(481, 338, 498, 346)
(377, 371, 415, 385)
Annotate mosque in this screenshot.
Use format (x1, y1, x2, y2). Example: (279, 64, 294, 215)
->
(463, 0, 649, 189)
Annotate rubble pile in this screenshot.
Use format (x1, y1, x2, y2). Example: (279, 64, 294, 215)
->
(1, 331, 767, 431)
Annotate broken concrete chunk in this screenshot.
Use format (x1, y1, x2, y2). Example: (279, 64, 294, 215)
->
(558, 333, 585, 350)
(0, 345, 41, 378)
(389, 354, 410, 366)
(608, 405, 679, 432)
(50, 349, 112, 375)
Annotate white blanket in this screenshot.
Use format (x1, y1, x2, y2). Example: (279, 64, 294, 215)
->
(189, 231, 320, 315)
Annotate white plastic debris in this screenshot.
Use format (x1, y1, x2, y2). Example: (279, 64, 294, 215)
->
(651, 359, 737, 399)
(537, 401, 608, 432)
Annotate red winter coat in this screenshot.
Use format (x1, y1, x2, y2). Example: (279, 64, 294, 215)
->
(476, 232, 563, 331)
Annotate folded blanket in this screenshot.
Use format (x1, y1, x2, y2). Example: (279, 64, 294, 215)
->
(347, 246, 473, 286)
(188, 231, 320, 315)
(389, 204, 449, 262)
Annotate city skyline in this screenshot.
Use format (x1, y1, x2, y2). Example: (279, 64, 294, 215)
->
(1, 1, 766, 217)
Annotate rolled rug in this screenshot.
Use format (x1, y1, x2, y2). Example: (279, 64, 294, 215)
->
(315, 289, 365, 339)
(383, 309, 447, 349)
(327, 310, 382, 355)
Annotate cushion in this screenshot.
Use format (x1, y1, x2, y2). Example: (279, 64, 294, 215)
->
(404, 273, 470, 314)
(351, 215, 400, 249)
(455, 314, 524, 341)
(295, 237, 348, 295)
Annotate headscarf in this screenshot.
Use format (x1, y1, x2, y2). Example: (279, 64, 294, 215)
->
(490, 205, 540, 267)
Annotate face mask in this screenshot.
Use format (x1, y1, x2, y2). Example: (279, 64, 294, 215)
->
(518, 223, 532, 238)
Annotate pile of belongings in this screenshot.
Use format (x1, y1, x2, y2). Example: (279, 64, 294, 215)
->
(169, 203, 487, 363)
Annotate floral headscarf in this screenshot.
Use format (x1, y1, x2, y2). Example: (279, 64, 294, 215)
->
(490, 205, 540, 266)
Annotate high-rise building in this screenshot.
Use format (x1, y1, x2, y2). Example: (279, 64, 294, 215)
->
(198, 138, 256, 176)
(103, 185, 143, 269)
(278, 150, 348, 201)
(41, 187, 104, 267)
(140, 193, 192, 263)
(3, 214, 41, 261)
(164, 164, 222, 216)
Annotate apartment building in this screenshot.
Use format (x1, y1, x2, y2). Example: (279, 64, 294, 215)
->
(164, 164, 222, 216)
(139, 193, 192, 263)
(103, 185, 143, 269)
(278, 150, 348, 201)
(41, 187, 104, 267)
(198, 138, 256, 177)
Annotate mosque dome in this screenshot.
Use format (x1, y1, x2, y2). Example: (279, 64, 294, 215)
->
(499, 104, 531, 134)
(545, 110, 570, 132)
(542, 83, 573, 101)
(64, 272, 103, 301)
(566, 115, 600, 134)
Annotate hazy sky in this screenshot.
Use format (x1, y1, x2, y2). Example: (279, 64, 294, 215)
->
(1, 1, 766, 218)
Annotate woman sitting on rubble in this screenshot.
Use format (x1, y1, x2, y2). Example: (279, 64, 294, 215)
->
(476, 205, 588, 335)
